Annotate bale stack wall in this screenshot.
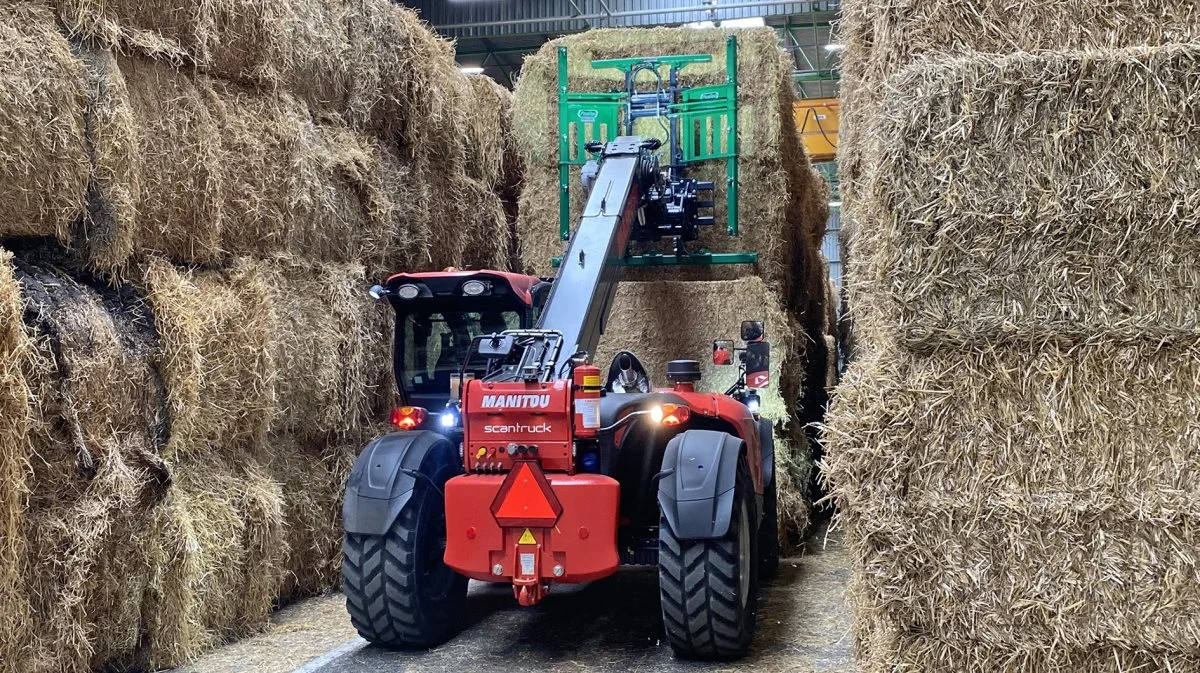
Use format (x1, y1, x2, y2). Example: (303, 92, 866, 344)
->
(836, 0, 1200, 354)
(0, 0, 516, 669)
(826, 23, 1200, 672)
(512, 27, 833, 543)
(2, 0, 513, 275)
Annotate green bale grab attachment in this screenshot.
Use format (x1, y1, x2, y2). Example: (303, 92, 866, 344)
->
(554, 35, 755, 268)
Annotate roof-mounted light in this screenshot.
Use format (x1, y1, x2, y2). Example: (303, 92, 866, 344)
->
(462, 280, 488, 296)
(396, 284, 420, 300)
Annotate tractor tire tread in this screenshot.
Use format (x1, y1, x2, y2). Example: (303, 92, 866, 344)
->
(342, 461, 466, 649)
(659, 457, 758, 660)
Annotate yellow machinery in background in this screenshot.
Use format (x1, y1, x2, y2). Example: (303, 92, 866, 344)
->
(794, 97, 838, 162)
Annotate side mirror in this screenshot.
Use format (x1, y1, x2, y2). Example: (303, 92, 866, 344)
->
(712, 340, 735, 366)
(745, 340, 770, 388)
(476, 334, 514, 357)
(740, 320, 765, 342)
(368, 284, 385, 300)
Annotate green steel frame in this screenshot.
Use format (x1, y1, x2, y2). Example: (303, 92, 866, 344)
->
(555, 35, 753, 266)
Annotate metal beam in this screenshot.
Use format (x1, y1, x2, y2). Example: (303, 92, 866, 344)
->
(793, 69, 840, 82)
(434, 1, 830, 32)
(457, 46, 544, 57)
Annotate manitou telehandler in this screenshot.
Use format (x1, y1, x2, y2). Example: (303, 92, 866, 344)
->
(342, 37, 779, 660)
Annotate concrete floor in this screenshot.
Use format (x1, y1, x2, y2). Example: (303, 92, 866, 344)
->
(177, 523, 853, 673)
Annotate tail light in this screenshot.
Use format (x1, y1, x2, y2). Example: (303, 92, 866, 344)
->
(650, 403, 690, 426)
(390, 406, 427, 430)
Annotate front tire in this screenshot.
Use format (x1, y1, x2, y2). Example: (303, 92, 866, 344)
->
(658, 457, 759, 659)
(342, 443, 467, 648)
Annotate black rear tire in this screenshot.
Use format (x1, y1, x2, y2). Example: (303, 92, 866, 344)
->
(658, 456, 759, 660)
(342, 443, 467, 649)
(758, 470, 779, 580)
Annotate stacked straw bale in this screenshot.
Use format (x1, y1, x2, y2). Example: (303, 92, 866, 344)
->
(0, 5, 90, 244)
(836, 0, 1200, 352)
(2, 0, 514, 274)
(0, 251, 35, 673)
(3, 245, 393, 671)
(0, 0, 519, 669)
(13, 251, 171, 673)
(513, 27, 833, 542)
(837, 0, 1200, 199)
(826, 22, 1200, 672)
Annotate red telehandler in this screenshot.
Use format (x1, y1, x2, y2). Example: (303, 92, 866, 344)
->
(342, 38, 779, 660)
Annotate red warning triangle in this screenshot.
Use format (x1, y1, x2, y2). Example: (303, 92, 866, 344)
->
(491, 462, 562, 525)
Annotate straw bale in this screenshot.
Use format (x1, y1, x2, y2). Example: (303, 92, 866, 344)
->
(266, 257, 384, 444)
(290, 123, 394, 268)
(55, 0, 205, 66)
(345, 0, 474, 190)
(142, 456, 286, 669)
(277, 0, 354, 113)
(837, 0, 1200, 199)
(139, 257, 273, 459)
(853, 45, 1200, 351)
(205, 79, 307, 259)
(825, 340, 1200, 654)
(514, 27, 790, 167)
(374, 140, 430, 272)
(457, 177, 513, 271)
(269, 440, 358, 603)
(464, 75, 514, 189)
(12, 252, 170, 673)
(344, 0, 427, 141)
(854, 620, 1200, 673)
(113, 55, 224, 264)
(56, 0, 353, 109)
(75, 46, 140, 271)
(0, 4, 90, 243)
(594, 278, 810, 538)
(512, 28, 825, 300)
(91, 54, 390, 267)
(0, 250, 34, 673)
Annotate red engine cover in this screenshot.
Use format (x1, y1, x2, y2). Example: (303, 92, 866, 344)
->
(463, 379, 574, 472)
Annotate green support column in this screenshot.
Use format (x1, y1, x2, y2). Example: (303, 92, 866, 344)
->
(557, 46, 570, 241)
(725, 35, 739, 237)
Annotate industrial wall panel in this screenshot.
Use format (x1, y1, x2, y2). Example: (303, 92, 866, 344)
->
(822, 203, 841, 289)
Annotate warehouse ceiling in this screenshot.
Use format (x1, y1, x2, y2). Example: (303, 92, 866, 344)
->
(398, 0, 841, 98)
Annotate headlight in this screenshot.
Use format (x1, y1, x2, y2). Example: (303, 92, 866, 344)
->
(650, 403, 690, 426)
(396, 284, 420, 299)
(745, 392, 761, 415)
(440, 412, 458, 428)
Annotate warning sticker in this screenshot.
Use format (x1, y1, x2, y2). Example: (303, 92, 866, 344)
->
(519, 552, 536, 577)
(582, 374, 602, 389)
(518, 529, 537, 545)
(575, 398, 600, 429)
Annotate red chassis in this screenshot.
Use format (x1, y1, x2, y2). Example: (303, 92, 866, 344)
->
(443, 376, 763, 606)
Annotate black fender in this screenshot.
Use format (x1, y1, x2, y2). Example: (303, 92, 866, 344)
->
(342, 430, 453, 536)
(656, 429, 744, 540)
